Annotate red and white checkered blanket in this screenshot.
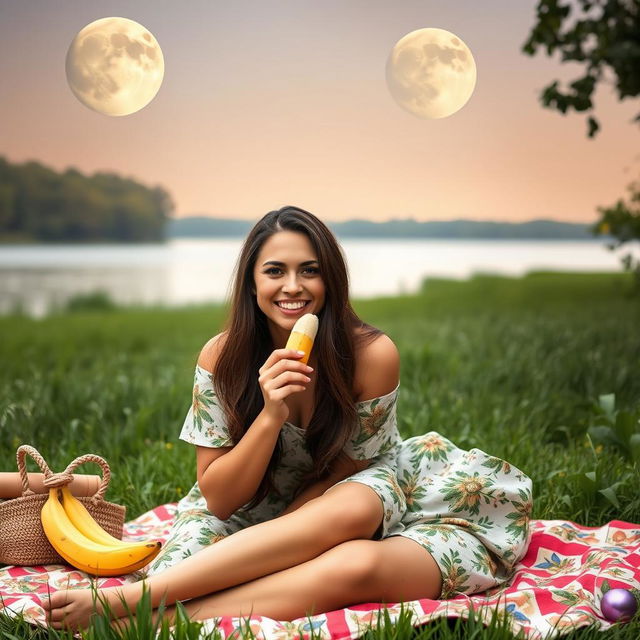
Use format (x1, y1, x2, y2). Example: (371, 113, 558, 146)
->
(1, 503, 639, 639)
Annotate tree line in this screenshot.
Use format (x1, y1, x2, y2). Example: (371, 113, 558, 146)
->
(168, 216, 597, 240)
(0, 157, 173, 243)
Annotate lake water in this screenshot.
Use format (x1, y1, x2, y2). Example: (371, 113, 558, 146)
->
(0, 238, 626, 317)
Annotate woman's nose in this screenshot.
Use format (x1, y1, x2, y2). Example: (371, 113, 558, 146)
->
(282, 272, 303, 293)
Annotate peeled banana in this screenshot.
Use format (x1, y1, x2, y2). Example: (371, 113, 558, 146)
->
(285, 313, 318, 364)
(41, 487, 161, 576)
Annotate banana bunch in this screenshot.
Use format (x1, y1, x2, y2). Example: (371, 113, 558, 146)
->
(41, 487, 161, 576)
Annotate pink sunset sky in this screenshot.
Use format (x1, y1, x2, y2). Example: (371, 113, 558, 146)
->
(1, 0, 637, 224)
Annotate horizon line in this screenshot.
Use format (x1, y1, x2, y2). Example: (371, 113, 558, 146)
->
(169, 215, 597, 226)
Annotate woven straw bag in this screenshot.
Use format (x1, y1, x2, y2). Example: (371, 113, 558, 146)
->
(0, 445, 126, 566)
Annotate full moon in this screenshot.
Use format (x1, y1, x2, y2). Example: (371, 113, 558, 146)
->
(386, 28, 476, 119)
(65, 17, 164, 116)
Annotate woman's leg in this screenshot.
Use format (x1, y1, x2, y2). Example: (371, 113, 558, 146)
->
(178, 536, 442, 620)
(44, 482, 384, 630)
(105, 536, 443, 633)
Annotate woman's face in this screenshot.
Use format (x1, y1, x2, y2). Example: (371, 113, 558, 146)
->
(253, 230, 326, 346)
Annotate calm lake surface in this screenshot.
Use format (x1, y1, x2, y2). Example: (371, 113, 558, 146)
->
(0, 238, 624, 317)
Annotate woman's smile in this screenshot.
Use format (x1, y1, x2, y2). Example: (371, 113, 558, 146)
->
(274, 299, 312, 316)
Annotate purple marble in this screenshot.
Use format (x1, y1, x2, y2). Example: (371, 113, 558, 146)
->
(601, 589, 638, 622)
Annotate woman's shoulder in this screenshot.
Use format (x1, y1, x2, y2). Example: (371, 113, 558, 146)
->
(197, 331, 229, 373)
(353, 330, 400, 402)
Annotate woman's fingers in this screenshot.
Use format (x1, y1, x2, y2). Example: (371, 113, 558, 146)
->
(258, 349, 304, 375)
(274, 370, 312, 387)
(261, 371, 310, 406)
(268, 385, 307, 402)
(258, 351, 313, 393)
(257, 348, 313, 418)
(263, 359, 313, 381)
(263, 370, 311, 392)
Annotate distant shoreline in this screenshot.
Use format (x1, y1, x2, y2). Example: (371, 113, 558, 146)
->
(167, 216, 603, 241)
(0, 236, 610, 246)
(0, 218, 610, 244)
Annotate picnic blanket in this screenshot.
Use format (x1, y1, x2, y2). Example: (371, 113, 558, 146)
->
(1, 503, 639, 639)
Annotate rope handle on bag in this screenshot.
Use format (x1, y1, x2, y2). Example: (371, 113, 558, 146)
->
(16, 444, 112, 505)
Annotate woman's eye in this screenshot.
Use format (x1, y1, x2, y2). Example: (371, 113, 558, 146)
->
(264, 267, 319, 275)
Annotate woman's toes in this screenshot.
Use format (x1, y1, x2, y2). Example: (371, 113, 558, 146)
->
(47, 606, 70, 622)
(42, 590, 68, 611)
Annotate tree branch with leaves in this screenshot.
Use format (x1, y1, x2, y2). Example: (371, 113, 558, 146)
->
(592, 177, 640, 287)
(522, 0, 640, 138)
(523, 0, 640, 288)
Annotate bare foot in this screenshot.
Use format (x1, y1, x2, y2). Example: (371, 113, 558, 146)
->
(42, 588, 115, 631)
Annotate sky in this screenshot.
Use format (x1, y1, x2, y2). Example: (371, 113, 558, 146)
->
(0, 0, 638, 224)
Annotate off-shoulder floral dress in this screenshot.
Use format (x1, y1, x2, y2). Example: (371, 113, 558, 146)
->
(145, 365, 533, 599)
(144, 364, 406, 576)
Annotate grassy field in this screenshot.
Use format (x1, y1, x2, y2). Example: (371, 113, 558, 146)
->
(1, 271, 639, 639)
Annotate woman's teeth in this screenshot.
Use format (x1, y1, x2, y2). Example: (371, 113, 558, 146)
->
(277, 301, 307, 310)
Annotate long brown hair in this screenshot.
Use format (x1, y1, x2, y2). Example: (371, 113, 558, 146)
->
(212, 205, 382, 508)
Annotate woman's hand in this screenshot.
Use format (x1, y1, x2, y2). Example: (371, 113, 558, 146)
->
(258, 349, 314, 425)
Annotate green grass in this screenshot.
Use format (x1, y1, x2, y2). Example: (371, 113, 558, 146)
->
(1, 271, 639, 638)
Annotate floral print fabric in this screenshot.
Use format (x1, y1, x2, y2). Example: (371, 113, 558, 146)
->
(3, 512, 639, 639)
(178, 365, 234, 448)
(342, 383, 400, 460)
(390, 432, 533, 598)
(148, 366, 533, 597)
(145, 365, 404, 575)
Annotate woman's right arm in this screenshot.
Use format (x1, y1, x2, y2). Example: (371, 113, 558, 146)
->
(196, 412, 281, 521)
(194, 334, 311, 520)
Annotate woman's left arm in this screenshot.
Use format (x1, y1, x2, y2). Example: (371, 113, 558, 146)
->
(278, 333, 400, 516)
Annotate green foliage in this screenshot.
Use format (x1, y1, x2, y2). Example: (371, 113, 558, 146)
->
(587, 394, 640, 464)
(522, 0, 640, 137)
(523, 2, 640, 286)
(357, 602, 529, 639)
(65, 291, 118, 313)
(82, 581, 215, 640)
(591, 178, 640, 289)
(0, 157, 174, 243)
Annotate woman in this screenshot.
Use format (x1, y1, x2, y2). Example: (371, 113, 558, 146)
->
(44, 206, 532, 631)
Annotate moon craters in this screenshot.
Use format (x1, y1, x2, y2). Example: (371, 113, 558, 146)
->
(65, 17, 164, 116)
(386, 27, 477, 119)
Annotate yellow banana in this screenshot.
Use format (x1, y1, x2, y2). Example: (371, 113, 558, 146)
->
(59, 486, 153, 550)
(285, 313, 318, 364)
(41, 488, 161, 576)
